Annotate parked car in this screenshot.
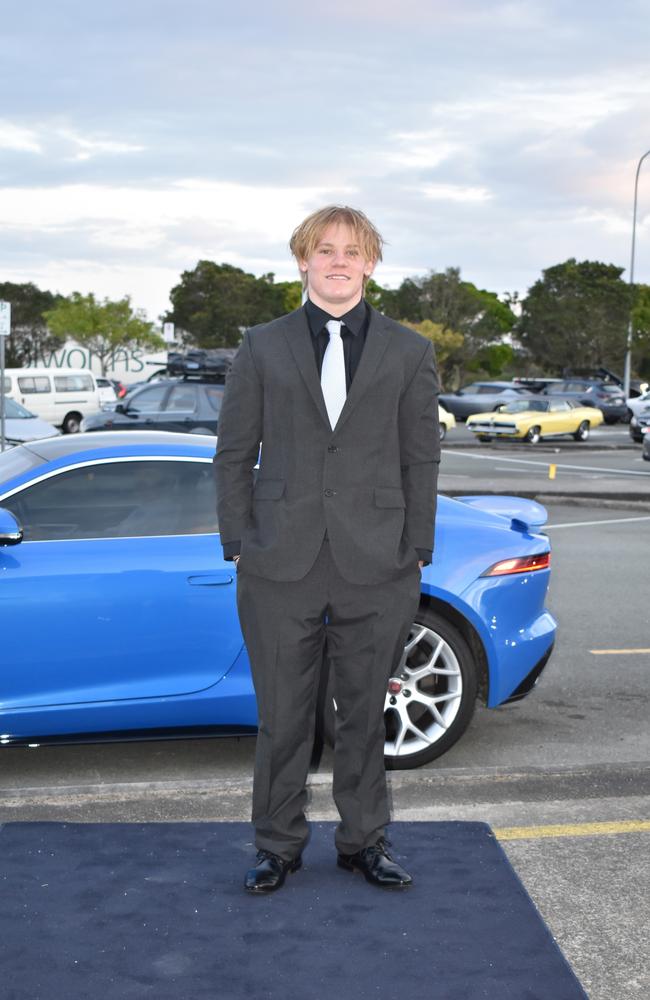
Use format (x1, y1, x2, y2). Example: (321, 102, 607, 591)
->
(466, 398, 604, 444)
(0, 397, 60, 446)
(3, 367, 111, 433)
(94, 377, 118, 407)
(634, 412, 650, 450)
(627, 390, 650, 440)
(643, 422, 650, 461)
(438, 405, 456, 441)
(109, 378, 129, 400)
(542, 379, 627, 424)
(80, 377, 224, 435)
(0, 432, 556, 768)
(439, 382, 533, 420)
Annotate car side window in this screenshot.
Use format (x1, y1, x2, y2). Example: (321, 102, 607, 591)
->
(2, 460, 218, 541)
(204, 386, 224, 413)
(17, 376, 51, 394)
(128, 385, 168, 412)
(165, 385, 197, 411)
(53, 374, 94, 392)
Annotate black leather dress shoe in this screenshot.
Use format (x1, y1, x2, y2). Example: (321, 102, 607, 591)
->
(244, 849, 302, 893)
(337, 838, 413, 889)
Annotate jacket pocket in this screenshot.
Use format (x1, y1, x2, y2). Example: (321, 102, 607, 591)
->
(373, 486, 406, 509)
(253, 478, 286, 500)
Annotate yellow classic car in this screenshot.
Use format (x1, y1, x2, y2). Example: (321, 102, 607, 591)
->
(439, 405, 456, 441)
(466, 397, 604, 444)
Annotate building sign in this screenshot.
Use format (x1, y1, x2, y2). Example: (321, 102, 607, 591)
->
(0, 301, 10, 337)
(31, 341, 169, 384)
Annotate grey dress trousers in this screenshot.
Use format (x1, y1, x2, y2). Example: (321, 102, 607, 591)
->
(214, 303, 440, 860)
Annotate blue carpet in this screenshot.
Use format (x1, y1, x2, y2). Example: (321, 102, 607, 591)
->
(0, 821, 586, 1000)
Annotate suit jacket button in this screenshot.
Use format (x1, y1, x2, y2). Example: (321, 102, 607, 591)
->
(327, 445, 339, 453)
(324, 489, 335, 497)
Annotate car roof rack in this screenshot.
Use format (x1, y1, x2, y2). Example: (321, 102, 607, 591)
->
(166, 349, 235, 380)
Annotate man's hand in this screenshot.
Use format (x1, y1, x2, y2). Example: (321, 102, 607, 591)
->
(233, 555, 241, 566)
(418, 560, 424, 569)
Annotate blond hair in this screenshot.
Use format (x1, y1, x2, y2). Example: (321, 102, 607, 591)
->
(289, 205, 384, 290)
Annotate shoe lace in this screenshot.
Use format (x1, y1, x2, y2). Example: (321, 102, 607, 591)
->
(362, 837, 394, 861)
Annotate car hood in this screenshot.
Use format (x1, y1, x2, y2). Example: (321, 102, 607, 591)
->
(3, 417, 61, 442)
(465, 409, 535, 422)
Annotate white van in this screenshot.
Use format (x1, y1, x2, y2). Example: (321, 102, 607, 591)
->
(2, 368, 115, 433)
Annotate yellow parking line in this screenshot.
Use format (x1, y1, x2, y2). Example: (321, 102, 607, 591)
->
(494, 820, 650, 841)
(590, 649, 650, 655)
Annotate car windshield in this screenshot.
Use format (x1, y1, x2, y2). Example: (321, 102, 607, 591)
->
(2, 398, 35, 419)
(501, 399, 549, 414)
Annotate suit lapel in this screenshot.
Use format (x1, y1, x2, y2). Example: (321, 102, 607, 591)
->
(282, 308, 331, 427)
(282, 304, 391, 433)
(333, 305, 390, 434)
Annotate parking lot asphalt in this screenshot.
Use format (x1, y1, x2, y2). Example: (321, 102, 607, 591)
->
(440, 422, 650, 504)
(1, 449, 649, 998)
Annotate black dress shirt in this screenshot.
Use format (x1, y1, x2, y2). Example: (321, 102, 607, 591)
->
(222, 298, 431, 566)
(304, 296, 369, 390)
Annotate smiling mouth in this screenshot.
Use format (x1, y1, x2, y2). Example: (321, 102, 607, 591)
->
(327, 275, 349, 280)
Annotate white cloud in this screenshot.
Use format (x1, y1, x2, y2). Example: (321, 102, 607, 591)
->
(57, 129, 146, 161)
(0, 121, 42, 153)
(0, 179, 353, 239)
(420, 183, 493, 203)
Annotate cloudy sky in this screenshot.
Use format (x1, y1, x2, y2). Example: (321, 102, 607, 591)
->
(2, 0, 650, 322)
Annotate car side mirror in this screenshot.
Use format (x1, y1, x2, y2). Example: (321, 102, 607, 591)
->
(0, 507, 23, 546)
(455, 390, 464, 396)
(114, 403, 126, 414)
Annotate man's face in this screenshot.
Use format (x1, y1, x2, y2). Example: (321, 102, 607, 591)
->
(299, 222, 376, 316)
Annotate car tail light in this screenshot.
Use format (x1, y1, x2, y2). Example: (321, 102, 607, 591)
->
(482, 552, 551, 576)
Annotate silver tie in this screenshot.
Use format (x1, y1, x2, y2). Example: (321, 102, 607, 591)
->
(321, 319, 347, 429)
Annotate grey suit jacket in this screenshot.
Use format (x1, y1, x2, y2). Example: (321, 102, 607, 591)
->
(213, 304, 440, 585)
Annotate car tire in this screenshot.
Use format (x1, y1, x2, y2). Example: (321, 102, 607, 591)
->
(439, 423, 447, 442)
(573, 420, 590, 442)
(315, 605, 479, 770)
(62, 413, 82, 434)
(525, 425, 541, 444)
(477, 434, 492, 443)
(384, 606, 479, 769)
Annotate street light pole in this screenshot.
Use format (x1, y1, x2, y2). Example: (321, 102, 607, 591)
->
(623, 148, 650, 399)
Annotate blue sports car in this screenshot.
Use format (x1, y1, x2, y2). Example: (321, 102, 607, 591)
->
(0, 432, 556, 768)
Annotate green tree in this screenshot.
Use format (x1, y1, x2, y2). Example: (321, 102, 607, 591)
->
(399, 319, 464, 384)
(516, 259, 634, 373)
(275, 279, 303, 313)
(166, 262, 287, 347)
(0, 281, 63, 366)
(44, 293, 162, 374)
(377, 268, 516, 386)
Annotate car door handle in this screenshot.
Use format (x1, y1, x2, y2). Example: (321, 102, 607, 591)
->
(187, 574, 234, 586)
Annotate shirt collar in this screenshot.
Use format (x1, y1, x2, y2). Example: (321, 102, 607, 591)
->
(304, 297, 368, 337)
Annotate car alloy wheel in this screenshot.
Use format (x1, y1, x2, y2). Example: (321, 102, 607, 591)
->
(384, 607, 478, 769)
(315, 606, 479, 769)
(525, 425, 541, 444)
(573, 420, 590, 442)
(439, 423, 447, 441)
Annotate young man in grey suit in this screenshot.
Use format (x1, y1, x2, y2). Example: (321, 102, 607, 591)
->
(214, 206, 439, 893)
